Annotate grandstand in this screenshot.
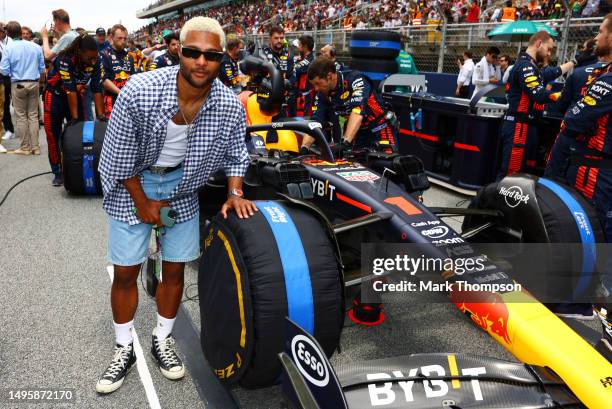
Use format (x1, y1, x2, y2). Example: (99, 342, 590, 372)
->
(132, 0, 608, 73)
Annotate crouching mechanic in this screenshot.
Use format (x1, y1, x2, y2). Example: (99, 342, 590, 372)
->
(300, 57, 398, 156)
(96, 17, 257, 394)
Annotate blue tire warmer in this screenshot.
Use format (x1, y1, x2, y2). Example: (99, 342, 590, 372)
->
(82, 121, 97, 195)
(198, 201, 343, 388)
(538, 178, 597, 299)
(61, 120, 106, 195)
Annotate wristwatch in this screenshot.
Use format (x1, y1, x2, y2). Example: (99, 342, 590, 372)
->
(229, 188, 244, 198)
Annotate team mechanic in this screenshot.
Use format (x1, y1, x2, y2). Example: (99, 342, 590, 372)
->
(44, 34, 104, 187)
(96, 17, 256, 394)
(546, 14, 612, 338)
(262, 25, 293, 81)
(290, 35, 315, 117)
(218, 36, 244, 92)
(498, 31, 575, 180)
(150, 32, 181, 70)
(263, 25, 293, 117)
(300, 57, 398, 155)
(546, 14, 612, 253)
(99, 24, 135, 120)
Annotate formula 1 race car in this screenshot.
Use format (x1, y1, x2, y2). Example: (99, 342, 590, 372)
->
(196, 55, 611, 408)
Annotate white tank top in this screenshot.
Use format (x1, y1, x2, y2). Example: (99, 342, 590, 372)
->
(154, 119, 188, 167)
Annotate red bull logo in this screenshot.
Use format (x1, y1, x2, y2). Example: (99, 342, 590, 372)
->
(451, 289, 511, 345)
(114, 71, 130, 81)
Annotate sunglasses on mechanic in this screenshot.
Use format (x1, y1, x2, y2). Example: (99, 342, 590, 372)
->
(181, 46, 224, 62)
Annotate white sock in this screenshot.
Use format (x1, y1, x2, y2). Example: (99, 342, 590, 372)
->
(114, 320, 134, 346)
(156, 313, 176, 340)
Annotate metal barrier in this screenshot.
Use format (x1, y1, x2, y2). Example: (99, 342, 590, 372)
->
(240, 16, 604, 74)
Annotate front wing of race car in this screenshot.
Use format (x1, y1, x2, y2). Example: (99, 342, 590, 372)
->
(280, 318, 586, 409)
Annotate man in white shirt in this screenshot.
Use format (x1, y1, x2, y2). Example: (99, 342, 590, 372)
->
(327, 5, 336, 19)
(491, 7, 502, 22)
(455, 50, 475, 98)
(472, 46, 502, 98)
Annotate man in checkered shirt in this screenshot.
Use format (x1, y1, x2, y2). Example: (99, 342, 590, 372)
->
(96, 17, 257, 394)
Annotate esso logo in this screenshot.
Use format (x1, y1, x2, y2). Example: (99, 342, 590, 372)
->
(421, 226, 449, 239)
(291, 335, 329, 387)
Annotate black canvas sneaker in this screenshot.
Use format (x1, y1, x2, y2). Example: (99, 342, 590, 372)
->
(151, 328, 185, 380)
(96, 343, 136, 394)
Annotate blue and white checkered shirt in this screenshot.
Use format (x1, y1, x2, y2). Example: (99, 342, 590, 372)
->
(99, 65, 249, 225)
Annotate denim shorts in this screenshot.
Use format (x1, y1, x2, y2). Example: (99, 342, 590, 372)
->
(107, 168, 200, 266)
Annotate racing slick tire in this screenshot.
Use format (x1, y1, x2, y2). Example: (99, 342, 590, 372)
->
(61, 121, 105, 195)
(198, 201, 343, 388)
(349, 58, 398, 83)
(349, 30, 401, 60)
(462, 175, 605, 301)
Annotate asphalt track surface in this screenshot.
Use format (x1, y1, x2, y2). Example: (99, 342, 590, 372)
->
(0, 128, 601, 409)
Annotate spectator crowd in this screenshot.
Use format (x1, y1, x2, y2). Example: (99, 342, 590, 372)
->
(132, 0, 609, 44)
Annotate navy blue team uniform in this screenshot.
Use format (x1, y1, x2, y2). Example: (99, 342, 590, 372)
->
(99, 47, 135, 120)
(291, 52, 315, 117)
(262, 46, 293, 80)
(44, 54, 102, 175)
(219, 53, 241, 91)
(151, 52, 179, 70)
(556, 62, 608, 115)
(499, 52, 561, 180)
(546, 63, 612, 240)
(311, 70, 397, 149)
(263, 46, 293, 116)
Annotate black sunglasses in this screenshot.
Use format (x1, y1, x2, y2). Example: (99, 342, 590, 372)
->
(181, 46, 224, 62)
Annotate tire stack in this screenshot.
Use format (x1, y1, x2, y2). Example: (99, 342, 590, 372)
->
(349, 30, 401, 89)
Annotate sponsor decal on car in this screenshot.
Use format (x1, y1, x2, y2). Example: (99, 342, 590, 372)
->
(421, 226, 449, 239)
(323, 165, 366, 172)
(291, 334, 329, 387)
(432, 237, 465, 244)
(410, 220, 440, 227)
(337, 170, 380, 182)
(454, 292, 512, 345)
(367, 360, 487, 404)
(302, 159, 352, 167)
(498, 186, 530, 208)
(311, 178, 336, 200)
